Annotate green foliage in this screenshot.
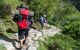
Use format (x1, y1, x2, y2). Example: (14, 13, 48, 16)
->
(48, 0, 78, 26)
(3, 0, 21, 9)
(46, 0, 80, 50)
(0, 0, 11, 18)
(29, 0, 61, 19)
(62, 21, 80, 40)
(38, 34, 77, 50)
(5, 20, 18, 32)
(0, 0, 21, 18)
(51, 11, 80, 40)
(0, 26, 6, 32)
(46, 0, 80, 41)
(0, 20, 7, 32)
(0, 19, 17, 37)
(0, 45, 7, 50)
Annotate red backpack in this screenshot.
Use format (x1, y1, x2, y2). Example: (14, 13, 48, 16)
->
(17, 8, 29, 29)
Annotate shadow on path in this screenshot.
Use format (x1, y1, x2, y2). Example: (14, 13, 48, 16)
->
(0, 33, 20, 50)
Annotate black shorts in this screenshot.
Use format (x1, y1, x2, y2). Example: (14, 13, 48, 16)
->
(18, 28, 29, 40)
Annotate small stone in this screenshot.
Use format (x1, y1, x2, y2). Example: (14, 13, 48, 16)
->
(21, 47, 26, 50)
(29, 33, 35, 38)
(27, 37, 32, 41)
(39, 37, 44, 41)
(35, 32, 42, 37)
(42, 32, 47, 35)
(11, 33, 19, 40)
(28, 46, 37, 50)
(46, 24, 50, 27)
(32, 37, 39, 41)
(35, 41, 39, 44)
(43, 35, 47, 37)
(15, 33, 18, 36)
(28, 40, 34, 46)
(15, 41, 20, 48)
(34, 43, 39, 48)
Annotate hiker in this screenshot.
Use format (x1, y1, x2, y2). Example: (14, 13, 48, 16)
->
(39, 14, 46, 29)
(13, 4, 30, 49)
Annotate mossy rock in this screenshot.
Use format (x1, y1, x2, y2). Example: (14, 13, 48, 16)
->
(32, 22, 41, 30)
(0, 24, 6, 32)
(4, 20, 18, 33)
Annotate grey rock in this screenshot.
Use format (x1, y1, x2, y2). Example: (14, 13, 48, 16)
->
(35, 32, 42, 37)
(32, 37, 39, 41)
(28, 46, 37, 50)
(0, 39, 16, 50)
(39, 37, 44, 41)
(34, 43, 39, 48)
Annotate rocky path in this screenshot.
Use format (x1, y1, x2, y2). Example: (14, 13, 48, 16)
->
(0, 25, 61, 50)
(0, 39, 16, 50)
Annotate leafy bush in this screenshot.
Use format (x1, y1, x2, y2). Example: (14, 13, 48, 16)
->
(47, 2, 80, 40)
(47, 0, 79, 26)
(0, 26, 6, 32)
(29, 0, 65, 19)
(0, 22, 6, 32)
(38, 34, 77, 50)
(0, 0, 21, 18)
(62, 21, 80, 40)
(0, 0, 11, 18)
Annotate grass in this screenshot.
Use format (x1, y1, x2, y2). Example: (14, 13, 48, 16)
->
(38, 34, 77, 50)
(4, 0, 21, 10)
(0, 0, 20, 36)
(0, 45, 7, 50)
(0, 19, 17, 37)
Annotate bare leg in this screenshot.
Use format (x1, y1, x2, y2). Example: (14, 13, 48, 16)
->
(25, 36, 28, 45)
(24, 36, 29, 48)
(20, 36, 25, 47)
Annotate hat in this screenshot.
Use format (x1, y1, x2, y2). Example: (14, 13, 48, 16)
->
(44, 15, 46, 17)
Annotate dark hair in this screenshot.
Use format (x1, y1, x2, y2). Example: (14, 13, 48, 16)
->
(19, 4, 29, 9)
(16, 6, 19, 10)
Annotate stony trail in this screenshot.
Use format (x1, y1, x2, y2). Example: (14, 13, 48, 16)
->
(0, 24, 61, 50)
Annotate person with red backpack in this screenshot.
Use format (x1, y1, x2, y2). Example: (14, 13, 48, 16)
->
(13, 4, 30, 49)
